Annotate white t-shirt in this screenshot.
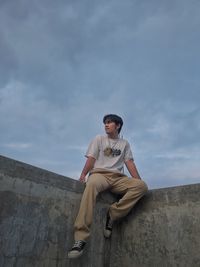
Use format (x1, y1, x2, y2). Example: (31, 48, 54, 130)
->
(85, 135, 134, 174)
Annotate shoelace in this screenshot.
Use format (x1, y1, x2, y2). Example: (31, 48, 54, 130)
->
(107, 220, 113, 228)
(73, 240, 84, 249)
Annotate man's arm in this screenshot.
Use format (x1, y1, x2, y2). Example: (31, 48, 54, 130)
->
(125, 159, 141, 179)
(79, 156, 96, 182)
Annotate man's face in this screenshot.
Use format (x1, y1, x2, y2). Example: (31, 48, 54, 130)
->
(104, 119, 119, 135)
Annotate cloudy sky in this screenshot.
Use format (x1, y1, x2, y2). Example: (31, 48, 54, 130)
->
(0, 0, 200, 189)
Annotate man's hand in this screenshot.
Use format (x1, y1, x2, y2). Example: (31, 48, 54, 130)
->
(125, 159, 141, 179)
(79, 156, 96, 183)
(79, 175, 86, 183)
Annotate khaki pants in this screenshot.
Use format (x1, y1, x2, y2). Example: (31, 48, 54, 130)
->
(74, 169, 148, 241)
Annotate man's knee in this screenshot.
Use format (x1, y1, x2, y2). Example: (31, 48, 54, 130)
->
(86, 173, 106, 190)
(139, 180, 148, 194)
(86, 174, 99, 187)
(130, 179, 148, 194)
(86, 173, 109, 193)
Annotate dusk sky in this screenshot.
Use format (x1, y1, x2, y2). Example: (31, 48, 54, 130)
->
(0, 0, 200, 189)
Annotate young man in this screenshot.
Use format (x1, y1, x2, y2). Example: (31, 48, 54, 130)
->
(68, 114, 148, 259)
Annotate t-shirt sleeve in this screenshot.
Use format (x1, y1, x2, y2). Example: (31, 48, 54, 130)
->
(124, 141, 134, 161)
(85, 135, 101, 160)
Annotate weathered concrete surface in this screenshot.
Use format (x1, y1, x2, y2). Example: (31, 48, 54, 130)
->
(0, 155, 115, 267)
(0, 155, 200, 267)
(110, 184, 200, 267)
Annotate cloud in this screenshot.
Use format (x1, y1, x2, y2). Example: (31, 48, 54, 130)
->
(1, 143, 32, 149)
(0, 0, 200, 188)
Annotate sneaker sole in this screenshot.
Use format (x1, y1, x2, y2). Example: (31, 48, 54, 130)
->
(103, 228, 112, 238)
(68, 250, 84, 259)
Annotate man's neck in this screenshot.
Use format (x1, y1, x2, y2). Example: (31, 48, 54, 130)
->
(107, 133, 119, 139)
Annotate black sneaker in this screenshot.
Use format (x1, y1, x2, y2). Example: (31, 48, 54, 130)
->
(103, 212, 113, 238)
(68, 240, 86, 259)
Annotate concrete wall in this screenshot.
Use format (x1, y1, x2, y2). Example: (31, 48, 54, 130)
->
(110, 184, 200, 267)
(0, 155, 114, 267)
(0, 155, 200, 267)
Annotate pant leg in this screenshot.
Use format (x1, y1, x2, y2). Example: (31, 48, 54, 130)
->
(74, 173, 110, 241)
(109, 176, 148, 221)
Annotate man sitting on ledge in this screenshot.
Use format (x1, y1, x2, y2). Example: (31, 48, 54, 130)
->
(68, 114, 148, 259)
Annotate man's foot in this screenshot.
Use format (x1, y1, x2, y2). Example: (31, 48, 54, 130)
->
(68, 240, 86, 259)
(104, 211, 113, 238)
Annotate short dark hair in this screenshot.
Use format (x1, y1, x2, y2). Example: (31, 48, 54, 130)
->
(103, 114, 123, 134)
